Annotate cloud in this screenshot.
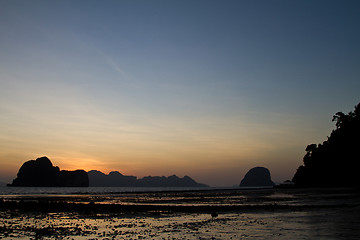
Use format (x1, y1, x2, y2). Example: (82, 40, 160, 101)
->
(87, 46, 128, 80)
(104, 56, 128, 79)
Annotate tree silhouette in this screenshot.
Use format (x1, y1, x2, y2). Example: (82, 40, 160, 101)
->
(293, 103, 360, 187)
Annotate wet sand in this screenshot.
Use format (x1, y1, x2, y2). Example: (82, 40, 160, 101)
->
(1, 188, 360, 239)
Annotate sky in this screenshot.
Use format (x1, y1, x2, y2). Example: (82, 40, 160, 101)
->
(0, 0, 359, 186)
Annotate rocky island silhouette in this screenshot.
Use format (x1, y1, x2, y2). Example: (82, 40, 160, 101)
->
(7, 157, 208, 188)
(87, 170, 208, 187)
(240, 167, 275, 187)
(7, 157, 89, 187)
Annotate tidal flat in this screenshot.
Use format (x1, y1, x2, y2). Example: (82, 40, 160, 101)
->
(1, 188, 360, 239)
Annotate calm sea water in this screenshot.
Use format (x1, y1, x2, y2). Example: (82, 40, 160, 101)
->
(0, 186, 231, 196)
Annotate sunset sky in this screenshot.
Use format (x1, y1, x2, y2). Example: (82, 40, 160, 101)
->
(1, 0, 359, 186)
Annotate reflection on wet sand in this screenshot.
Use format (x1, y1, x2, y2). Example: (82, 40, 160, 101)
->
(1, 188, 360, 239)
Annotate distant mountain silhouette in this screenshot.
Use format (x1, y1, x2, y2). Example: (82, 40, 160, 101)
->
(8, 157, 88, 187)
(137, 175, 208, 187)
(88, 170, 208, 188)
(240, 167, 275, 187)
(0, 181, 6, 187)
(88, 170, 137, 187)
(293, 103, 360, 187)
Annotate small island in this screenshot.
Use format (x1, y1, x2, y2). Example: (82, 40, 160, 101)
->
(8, 157, 89, 187)
(240, 167, 275, 187)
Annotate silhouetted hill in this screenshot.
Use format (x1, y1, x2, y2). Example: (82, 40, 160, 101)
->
(8, 157, 89, 187)
(240, 167, 275, 187)
(293, 103, 360, 187)
(88, 170, 137, 187)
(137, 175, 208, 187)
(88, 170, 208, 187)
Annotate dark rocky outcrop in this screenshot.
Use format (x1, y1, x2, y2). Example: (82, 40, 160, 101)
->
(88, 170, 208, 188)
(8, 157, 89, 187)
(240, 167, 275, 187)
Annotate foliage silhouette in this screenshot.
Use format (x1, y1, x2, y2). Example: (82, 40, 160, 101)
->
(293, 103, 360, 187)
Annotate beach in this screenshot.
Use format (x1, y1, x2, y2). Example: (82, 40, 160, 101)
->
(1, 188, 360, 239)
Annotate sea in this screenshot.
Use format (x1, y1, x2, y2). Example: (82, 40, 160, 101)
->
(0, 186, 215, 195)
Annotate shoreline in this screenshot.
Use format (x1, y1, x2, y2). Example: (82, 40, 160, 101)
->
(1, 200, 358, 214)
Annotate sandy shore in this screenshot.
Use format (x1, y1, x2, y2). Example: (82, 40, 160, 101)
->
(1, 188, 360, 239)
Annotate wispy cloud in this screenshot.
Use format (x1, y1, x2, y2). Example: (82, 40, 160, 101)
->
(88, 46, 129, 80)
(103, 56, 128, 79)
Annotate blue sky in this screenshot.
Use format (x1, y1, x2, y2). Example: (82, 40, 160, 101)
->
(1, 0, 359, 186)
